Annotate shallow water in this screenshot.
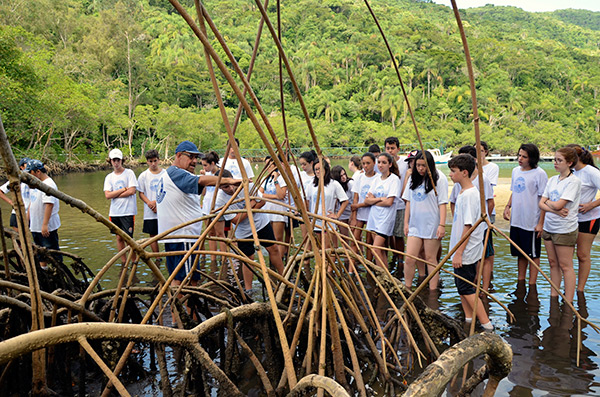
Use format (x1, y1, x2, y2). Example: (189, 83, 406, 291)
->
(1, 166, 599, 395)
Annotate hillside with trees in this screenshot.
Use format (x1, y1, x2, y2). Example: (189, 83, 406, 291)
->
(1, 0, 599, 161)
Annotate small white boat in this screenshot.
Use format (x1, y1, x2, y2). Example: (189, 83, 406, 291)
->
(427, 148, 452, 164)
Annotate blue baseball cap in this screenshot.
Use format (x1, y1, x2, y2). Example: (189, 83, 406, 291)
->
(26, 159, 45, 172)
(175, 141, 201, 155)
(18, 157, 31, 167)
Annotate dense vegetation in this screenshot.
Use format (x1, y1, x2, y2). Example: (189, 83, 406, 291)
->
(1, 0, 600, 161)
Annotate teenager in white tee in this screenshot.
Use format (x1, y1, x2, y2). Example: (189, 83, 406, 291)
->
(103, 149, 137, 264)
(259, 157, 288, 258)
(402, 151, 448, 290)
(571, 145, 600, 291)
(350, 153, 377, 269)
(137, 150, 165, 256)
(503, 144, 548, 285)
(364, 153, 400, 269)
(218, 139, 254, 181)
(539, 147, 582, 303)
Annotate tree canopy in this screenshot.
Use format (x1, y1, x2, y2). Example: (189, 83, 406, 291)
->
(1, 0, 599, 160)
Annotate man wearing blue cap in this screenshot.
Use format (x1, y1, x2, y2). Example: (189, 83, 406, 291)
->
(27, 159, 61, 268)
(157, 140, 239, 286)
(0, 158, 31, 230)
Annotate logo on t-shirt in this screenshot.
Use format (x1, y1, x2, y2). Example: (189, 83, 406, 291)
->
(513, 176, 526, 193)
(156, 178, 166, 204)
(374, 185, 385, 198)
(30, 191, 38, 202)
(550, 190, 560, 202)
(114, 180, 126, 191)
(150, 178, 160, 193)
(413, 186, 427, 202)
(360, 185, 370, 199)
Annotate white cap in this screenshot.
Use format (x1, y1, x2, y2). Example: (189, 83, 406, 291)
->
(109, 148, 123, 159)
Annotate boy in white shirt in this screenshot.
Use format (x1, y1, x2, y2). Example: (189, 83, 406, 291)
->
(137, 149, 165, 258)
(218, 138, 255, 182)
(448, 154, 493, 331)
(104, 148, 138, 264)
(27, 160, 61, 269)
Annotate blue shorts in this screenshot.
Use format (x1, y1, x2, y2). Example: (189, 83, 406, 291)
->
(454, 261, 478, 296)
(165, 242, 201, 281)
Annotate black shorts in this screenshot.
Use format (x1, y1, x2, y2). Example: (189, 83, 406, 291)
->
(510, 226, 541, 259)
(110, 215, 135, 237)
(224, 220, 232, 232)
(32, 230, 62, 263)
(9, 213, 17, 228)
(454, 261, 478, 296)
(165, 242, 201, 281)
(579, 218, 600, 235)
(483, 229, 494, 258)
(289, 216, 300, 229)
(143, 219, 158, 235)
(237, 223, 276, 257)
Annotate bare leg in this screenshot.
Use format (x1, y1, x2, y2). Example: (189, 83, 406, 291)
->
(404, 236, 424, 288)
(529, 257, 540, 285)
(265, 244, 284, 275)
(482, 255, 494, 292)
(372, 234, 388, 269)
(462, 293, 490, 324)
(555, 244, 576, 302)
(544, 239, 562, 298)
(423, 239, 441, 290)
(576, 232, 594, 292)
(271, 221, 286, 259)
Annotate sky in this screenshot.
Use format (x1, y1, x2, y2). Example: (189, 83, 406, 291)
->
(432, 0, 600, 13)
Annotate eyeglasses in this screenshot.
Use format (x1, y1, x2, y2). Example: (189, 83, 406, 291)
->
(181, 152, 199, 160)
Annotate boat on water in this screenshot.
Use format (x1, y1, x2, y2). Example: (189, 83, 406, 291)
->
(427, 148, 453, 164)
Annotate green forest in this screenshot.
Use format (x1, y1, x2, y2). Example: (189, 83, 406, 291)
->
(1, 0, 600, 162)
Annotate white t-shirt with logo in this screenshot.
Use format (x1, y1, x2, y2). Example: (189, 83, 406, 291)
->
(1, 181, 30, 215)
(219, 157, 255, 180)
(156, 166, 203, 243)
(29, 177, 60, 233)
(366, 174, 401, 236)
(305, 180, 348, 231)
(262, 174, 288, 223)
(542, 174, 581, 234)
(573, 165, 600, 223)
(509, 167, 548, 231)
(402, 172, 449, 239)
(449, 173, 494, 228)
(104, 168, 138, 217)
(214, 183, 270, 239)
(450, 187, 485, 264)
(482, 162, 500, 186)
(137, 168, 166, 220)
(352, 173, 378, 222)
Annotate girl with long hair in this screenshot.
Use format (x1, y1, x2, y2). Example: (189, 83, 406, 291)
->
(402, 151, 448, 289)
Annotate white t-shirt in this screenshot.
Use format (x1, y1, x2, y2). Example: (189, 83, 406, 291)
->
(509, 167, 548, 231)
(1, 181, 30, 215)
(352, 173, 378, 222)
(104, 168, 138, 217)
(214, 183, 269, 239)
(338, 179, 354, 221)
(482, 162, 500, 186)
(573, 165, 600, 222)
(280, 166, 302, 208)
(137, 168, 166, 220)
(219, 157, 255, 180)
(201, 171, 216, 215)
(542, 174, 581, 234)
(305, 180, 348, 230)
(396, 159, 408, 210)
(450, 187, 485, 264)
(156, 166, 203, 243)
(366, 174, 401, 236)
(262, 174, 288, 223)
(449, 173, 494, 225)
(29, 177, 60, 233)
(402, 172, 449, 239)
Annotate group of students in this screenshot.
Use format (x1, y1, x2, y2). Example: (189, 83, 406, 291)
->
(6, 137, 598, 330)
